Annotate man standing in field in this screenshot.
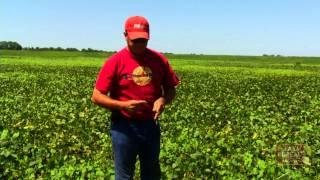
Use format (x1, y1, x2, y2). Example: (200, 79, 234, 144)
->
(91, 16, 179, 179)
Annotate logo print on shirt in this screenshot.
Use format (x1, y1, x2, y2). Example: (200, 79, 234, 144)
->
(131, 66, 152, 86)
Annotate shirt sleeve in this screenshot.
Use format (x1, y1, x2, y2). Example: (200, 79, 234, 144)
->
(161, 56, 180, 90)
(95, 56, 118, 94)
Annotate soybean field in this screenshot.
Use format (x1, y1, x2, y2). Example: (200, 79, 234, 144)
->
(1, 50, 320, 179)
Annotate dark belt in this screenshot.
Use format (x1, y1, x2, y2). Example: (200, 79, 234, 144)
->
(111, 110, 153, 122)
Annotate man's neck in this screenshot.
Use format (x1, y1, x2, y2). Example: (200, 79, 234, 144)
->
(126, 47, 147, 59)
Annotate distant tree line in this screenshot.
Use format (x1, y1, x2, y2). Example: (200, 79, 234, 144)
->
(0, 41, 23, 50)
(1, 40, 170, 55)
(0, 41, 116, 53)
(262, 54, 283, 57)
(23, 46, 106, 52)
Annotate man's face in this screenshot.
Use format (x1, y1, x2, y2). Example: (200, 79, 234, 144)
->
(125, 33, 148, 56)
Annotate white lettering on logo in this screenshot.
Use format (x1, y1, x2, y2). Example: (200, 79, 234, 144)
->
(133, 24, 144, 29)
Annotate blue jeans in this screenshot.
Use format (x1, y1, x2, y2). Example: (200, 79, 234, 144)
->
(110, 114, 161, 180)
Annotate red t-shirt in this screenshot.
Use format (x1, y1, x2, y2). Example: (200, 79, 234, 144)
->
(95, 47, 179, 120)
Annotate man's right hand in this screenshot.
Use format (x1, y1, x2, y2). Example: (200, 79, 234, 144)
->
(91, 88, 148, 111)
(121, 100, 148, 112)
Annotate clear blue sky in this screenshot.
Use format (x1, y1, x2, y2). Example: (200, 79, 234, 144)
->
(1, 0, 320, 56)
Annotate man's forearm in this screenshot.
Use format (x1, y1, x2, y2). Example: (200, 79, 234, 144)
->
(91, 88, 124, 110)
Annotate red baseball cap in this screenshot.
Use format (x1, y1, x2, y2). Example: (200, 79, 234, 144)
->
(125, 16, 150, 40)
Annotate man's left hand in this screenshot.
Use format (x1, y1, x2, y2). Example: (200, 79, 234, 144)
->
(152, 97, 166, 120)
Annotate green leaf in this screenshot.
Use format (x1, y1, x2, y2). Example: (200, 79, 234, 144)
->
(12, 132, 19, 139)
(0, 129, 9, 140)
(303, 156, 311, 166)
(257, 159, 266, 169)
